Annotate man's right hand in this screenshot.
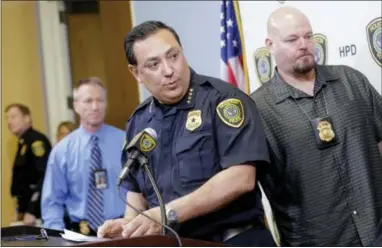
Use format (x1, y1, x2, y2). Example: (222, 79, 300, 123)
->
(16, 212, 24, 221)
(97, 218, 132, 238)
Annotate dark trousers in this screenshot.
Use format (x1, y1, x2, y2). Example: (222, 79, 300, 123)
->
(225, 227, 277, 247)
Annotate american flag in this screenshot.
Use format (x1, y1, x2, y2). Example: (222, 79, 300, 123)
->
(220, 0, 249, 94)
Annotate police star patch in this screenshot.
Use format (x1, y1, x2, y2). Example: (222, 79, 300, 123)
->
(186, 110, 202, 131)
(216, 98, 245, 128)
(31, 140, 45, 157)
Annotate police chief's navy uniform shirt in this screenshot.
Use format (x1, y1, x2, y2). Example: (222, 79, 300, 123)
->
(123, 69, 270, 239)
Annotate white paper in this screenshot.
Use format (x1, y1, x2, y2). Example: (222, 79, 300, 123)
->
(60, 229, 110, 242)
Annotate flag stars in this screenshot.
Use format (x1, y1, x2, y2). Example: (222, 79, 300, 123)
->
(220, 26, 225, 34)
(227, 19, 234, 27)
(227, 33, 231, 39)
(233, 40, 238, 47)
(220, 12, 224, 20)
(221, 40, 226, 48)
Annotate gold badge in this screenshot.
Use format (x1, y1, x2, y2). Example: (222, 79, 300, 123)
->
(31, 141, 45, 157)
(216, 98, 245, 128)
(317, 120, 335, 142)
(79, 220, 90, 235)
(139, 133, 156, 152)
(20, 144, 27, 156)
(185, 110, 202, 131)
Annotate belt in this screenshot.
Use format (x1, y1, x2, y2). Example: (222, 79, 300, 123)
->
(222, 224, 253, 242)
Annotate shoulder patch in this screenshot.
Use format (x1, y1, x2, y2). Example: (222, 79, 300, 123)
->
(216, 98, 245, 128)
(32, 140, 45, 157)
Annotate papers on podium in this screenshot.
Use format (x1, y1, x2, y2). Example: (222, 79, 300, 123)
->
(60, 229, 110, 242)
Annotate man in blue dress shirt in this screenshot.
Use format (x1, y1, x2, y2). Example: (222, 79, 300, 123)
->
(41, 77, 126, 235)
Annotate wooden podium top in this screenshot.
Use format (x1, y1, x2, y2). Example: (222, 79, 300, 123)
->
(76, 235, 226, 247)
(1, 226, 226, 247)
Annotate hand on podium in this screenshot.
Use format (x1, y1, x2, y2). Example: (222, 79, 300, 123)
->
(97, 218, 131, 238)
(122, 207, 161, 238)
(23, 213, 36, 226)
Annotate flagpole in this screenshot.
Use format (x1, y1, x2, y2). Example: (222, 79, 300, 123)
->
(233, 0, 250, 95)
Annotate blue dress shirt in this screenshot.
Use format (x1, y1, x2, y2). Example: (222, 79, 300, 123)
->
(41, 124, 127, 230)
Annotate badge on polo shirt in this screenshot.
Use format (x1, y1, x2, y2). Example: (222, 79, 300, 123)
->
(94, 169, 108, 189)
(311, 116, 340, 149)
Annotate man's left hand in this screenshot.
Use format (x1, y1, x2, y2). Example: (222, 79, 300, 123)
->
(23, 213, 36, 226)
(122, 207, 162, 238)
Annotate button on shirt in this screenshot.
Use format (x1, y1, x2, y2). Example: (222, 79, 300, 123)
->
(251, 65, 382, 246)
(41, 124, 127, 231)
(123, 69, 270, 240)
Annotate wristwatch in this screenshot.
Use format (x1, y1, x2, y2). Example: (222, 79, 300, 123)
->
(166, 206, 178, 225)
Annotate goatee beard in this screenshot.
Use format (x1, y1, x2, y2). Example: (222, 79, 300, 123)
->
(294, 61, 316, 74)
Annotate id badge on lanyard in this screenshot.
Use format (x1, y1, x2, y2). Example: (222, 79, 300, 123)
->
(94, 169, 108, 189)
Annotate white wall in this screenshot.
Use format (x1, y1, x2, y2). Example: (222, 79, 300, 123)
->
(131, 1, 221, 102)
(37, 1, 75, 143)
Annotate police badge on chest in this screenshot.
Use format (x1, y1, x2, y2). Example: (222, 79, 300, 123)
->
(311, 116, 339, 149)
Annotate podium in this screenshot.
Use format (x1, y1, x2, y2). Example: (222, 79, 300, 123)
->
(1, 226, 226, 247)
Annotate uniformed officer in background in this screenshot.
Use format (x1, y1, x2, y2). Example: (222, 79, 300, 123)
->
(98, 20, 276, 246)
(5, 103, 52, 226)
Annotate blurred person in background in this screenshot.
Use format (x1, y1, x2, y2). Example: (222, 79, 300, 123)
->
(41, 77, 126, 235)
(56, 121, 76, 143)
(5, 103, 52, 226)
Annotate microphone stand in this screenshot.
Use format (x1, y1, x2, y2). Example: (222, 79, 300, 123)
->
(141, 157, 167, 235)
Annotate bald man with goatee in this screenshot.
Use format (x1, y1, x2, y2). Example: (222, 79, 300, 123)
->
(251, 6, 382, 247)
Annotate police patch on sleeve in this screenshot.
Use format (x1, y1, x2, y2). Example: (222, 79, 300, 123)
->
(216, 98, 245, 128)
(31, 140, 45, 157)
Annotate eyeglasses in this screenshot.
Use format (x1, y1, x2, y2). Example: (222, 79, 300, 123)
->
(2, 228, 49, 241)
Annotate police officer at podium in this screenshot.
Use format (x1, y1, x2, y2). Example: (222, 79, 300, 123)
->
(5, 103, 52, 226)
(98, 21, 276, 246)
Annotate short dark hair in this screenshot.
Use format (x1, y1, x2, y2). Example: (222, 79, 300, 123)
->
(74, 77, 105, 91)
(5, 103, 31, 116)
(124, 20, 182, 66)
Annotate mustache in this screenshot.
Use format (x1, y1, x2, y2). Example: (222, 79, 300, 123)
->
(298, 52, 314, 58)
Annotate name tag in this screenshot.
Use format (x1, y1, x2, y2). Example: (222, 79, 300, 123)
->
(94, 169, 108, 190)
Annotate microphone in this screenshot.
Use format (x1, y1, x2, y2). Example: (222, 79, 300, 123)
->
(117, 128, 158, 186)
(116, 127, 173, 239)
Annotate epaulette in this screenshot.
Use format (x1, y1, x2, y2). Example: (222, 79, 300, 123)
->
(204, 76, 245, 96)
(127, 96, 153, 122)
